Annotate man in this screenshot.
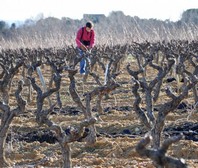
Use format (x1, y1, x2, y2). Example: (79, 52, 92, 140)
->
(75, 21, 95, 75)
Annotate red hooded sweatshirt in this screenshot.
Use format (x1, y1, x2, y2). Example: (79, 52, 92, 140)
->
(75, 26, 95, 48)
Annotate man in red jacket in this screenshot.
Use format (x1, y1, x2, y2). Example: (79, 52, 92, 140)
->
(75, 21, 95, 75)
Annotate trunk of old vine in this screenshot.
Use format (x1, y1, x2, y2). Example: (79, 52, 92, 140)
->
(151, 126, 161, 149)
(151, 112, 165, 149)
(2, 91, 9, 105)
(60, 143, 71, 168)
(0, 112, 14, 167)
(0, 133, 10, 167)
(85, 95, 97, 144)
(86, 126, 97, 144)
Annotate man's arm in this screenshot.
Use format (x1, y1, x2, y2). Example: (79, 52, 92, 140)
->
(75, 28, 83, 48)
(89, 30, 95, 48)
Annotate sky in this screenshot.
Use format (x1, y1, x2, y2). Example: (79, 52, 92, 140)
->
(0, 0, 198, 23)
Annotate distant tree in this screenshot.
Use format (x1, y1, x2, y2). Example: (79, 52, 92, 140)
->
(24, 18, 35, 26)
(0, 21, 7, 32)
(181, 9, 198, 24)
(10, 23, 16, 30)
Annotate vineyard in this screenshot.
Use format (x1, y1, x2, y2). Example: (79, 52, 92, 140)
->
(0, 40, 197, 168)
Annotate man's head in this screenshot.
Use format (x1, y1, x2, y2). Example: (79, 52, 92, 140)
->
(86, 21, 94, 28)
(86, 21, 94, 32)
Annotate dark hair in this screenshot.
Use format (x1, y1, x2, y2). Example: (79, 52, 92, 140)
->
(86, 21, 94, 28)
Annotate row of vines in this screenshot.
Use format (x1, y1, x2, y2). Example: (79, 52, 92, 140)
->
(0, 40, 197, 167)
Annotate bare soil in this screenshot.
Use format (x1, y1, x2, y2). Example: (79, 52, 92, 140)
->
(4, 62, 198, 168)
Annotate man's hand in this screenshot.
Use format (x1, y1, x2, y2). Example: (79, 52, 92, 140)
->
(86, 46, 92, 53)
(80, 45, 87, 51)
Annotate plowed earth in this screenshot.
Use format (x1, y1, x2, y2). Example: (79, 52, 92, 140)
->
(3, 59, 198, 168)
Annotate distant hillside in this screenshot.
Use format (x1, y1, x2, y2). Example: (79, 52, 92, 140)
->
(0, 9, 198, 48)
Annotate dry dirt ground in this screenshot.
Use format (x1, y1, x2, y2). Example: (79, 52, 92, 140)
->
(4, 59, 198, 168)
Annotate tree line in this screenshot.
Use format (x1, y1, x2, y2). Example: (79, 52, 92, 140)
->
(0, 9, 198, 49)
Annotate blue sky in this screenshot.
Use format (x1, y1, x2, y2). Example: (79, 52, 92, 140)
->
(0, 0, 198, 22)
